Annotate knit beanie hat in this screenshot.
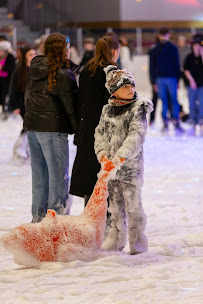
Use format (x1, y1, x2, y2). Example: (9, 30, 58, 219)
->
(104, 65, 135, 95)
(0, 40, 11, 51)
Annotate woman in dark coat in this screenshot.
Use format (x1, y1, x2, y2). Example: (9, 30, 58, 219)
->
(24, 33, 78, 223)
(0, 40, 15, 116)
(70, 36, 120, 205)
(9, 45, 36, 159)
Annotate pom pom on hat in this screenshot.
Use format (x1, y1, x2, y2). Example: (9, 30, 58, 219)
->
(104, 65, 135, 95)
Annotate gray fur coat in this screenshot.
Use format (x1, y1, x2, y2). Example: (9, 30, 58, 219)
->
(94, 96, 153, 186)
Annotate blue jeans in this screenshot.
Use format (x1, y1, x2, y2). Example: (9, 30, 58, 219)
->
(28, 131, 69, 222)
(187, 86, 203, 125)
(156, 77, 180, 121)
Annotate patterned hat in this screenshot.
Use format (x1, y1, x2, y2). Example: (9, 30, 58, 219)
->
(104, 65, 135, 95)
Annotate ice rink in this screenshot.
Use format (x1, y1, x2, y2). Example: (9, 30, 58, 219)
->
(0, 92, 203, 303)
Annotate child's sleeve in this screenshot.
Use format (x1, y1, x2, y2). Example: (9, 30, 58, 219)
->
(116, 98, 153, 160)
(94, 106, 107, 162)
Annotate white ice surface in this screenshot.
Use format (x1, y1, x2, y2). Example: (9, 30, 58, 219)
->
(0, 93, 203, 304)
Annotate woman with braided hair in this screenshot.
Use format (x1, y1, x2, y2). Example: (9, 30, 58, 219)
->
(9, 44, 36, 159)
(23, 33, 78, 223)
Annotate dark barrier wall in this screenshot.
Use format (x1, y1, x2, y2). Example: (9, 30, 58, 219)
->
(6, 0, 72, 31)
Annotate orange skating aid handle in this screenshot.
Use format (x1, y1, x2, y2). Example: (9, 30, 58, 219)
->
(101, 155, 125, 168)
(47, 209, 56, 217)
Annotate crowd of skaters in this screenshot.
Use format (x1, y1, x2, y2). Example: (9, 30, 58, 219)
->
(0, 29, 202, 160)
(0, 30, 202, 152)
(0, 29, 202, 158)
(0, 28, 203, 137)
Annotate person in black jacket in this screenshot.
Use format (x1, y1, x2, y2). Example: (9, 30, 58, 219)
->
(150, 27, 182, 132)
(75, 37, 95, 75)
(9, 44, 36, 159)
(184, 33, 203, 135)
(149, 36, 160, 126)
(0, 40, 15, 118)
(23, 33, 78, 223)
(70, 36, 120, 206)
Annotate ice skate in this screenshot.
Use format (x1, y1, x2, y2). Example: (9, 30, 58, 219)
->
(161, 120, 169, 133)
(0, 111, 9, 121)
(195, 124, 202, 137)
(13, 133, 29, 159)
(173, 120, 185, 135)
(187, 124, 195, 136)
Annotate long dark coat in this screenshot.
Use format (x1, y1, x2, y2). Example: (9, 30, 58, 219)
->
(70, 65, 110, 197)
(0, 53, 15, 106)
(8, 67, 28, 117)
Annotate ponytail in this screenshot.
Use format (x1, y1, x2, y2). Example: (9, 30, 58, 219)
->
(86, 36, 119, 76)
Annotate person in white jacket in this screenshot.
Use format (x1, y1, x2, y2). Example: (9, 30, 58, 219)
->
(94, 65, 153, 255)
(119, 36, 133, 73)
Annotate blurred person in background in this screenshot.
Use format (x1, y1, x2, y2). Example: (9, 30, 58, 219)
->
(23, 33, 78, 223)
(0, 35, 7, 42)
(75, 37, 95, 75)
(0, 40, 15, 119)
(149, 35, 160, 127)
(9, 45, 37, 159)
(118, 36, 133, 72)
(0, 35, 16, 58)
(34, 34, 49, 55)
(150, 27, 182, 133)
(177, 35, 191, 84)
(70, 36, 120, 207)
(184, 33, 203, 136)
(69, 44, 80, 65)
(176, 35, 191, 123)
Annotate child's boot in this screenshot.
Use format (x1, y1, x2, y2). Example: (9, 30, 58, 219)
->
(102, 227, 118, 251)
(127, 207, 148, 255)
(129, 230, 148, 255)
(102, 223, 127, 251)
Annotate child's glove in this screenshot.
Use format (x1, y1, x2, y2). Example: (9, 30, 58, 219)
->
(141, 98, 154, 114)
(112, 155, 125, 169)
(98, 155, 125, 180)
(101, 155, 125, 171)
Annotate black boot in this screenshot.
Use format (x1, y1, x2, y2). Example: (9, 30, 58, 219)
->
(161, 120, 168, 132)
(173, 119, 184, 134)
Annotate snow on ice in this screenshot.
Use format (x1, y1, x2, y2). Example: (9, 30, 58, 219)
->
(0, 94, 203, 303)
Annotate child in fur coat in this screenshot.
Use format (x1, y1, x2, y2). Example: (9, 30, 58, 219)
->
(94, 65, 153, 255)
